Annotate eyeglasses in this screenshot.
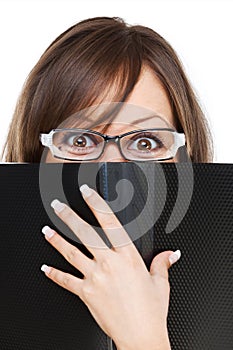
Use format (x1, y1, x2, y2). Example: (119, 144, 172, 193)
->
(39, 128, 186, 162)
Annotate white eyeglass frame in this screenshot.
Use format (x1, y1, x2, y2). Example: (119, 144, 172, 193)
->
(39, 128, 186, 162)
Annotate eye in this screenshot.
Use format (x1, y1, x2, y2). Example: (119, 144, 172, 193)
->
(54, 131, 101, 156)
(59, 132, 99, 149)
(127, 132, 164, 152)
(65, 133, 96, 148)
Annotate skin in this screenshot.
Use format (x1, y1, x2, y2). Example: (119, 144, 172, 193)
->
(46, 66, 178, 163)
(42, 66, 181, 350)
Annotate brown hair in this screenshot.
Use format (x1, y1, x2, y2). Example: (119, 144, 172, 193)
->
(2, 16, 213, 162)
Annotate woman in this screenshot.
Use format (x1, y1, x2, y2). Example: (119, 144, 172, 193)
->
(1, 16, 213, 350)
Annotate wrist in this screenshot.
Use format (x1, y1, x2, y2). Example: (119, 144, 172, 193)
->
(115, 330, 171, 350)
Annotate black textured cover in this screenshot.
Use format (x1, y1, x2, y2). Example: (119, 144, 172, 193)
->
(0, 163, 233, 350)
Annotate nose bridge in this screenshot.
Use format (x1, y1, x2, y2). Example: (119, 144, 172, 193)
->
(105, 134, 119, 143)
(99, 137, 125, 162)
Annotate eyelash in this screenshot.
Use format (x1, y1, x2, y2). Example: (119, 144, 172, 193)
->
(61, 133, 98, 146)
(130, 132, 164, 147)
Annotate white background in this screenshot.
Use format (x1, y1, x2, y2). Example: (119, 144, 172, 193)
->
(0, 0, 232, 162)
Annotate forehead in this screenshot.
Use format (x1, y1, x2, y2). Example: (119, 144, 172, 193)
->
(106, 66, 175, 133)
(58, 66, 175, 133)
(103, 66, 175, 132)
(124, 66, 174, 124)
(96, 110, 174, 135)
(59, 103, 174, 134)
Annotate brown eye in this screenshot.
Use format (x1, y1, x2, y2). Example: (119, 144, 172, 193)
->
(137, 138, 153, 150)
(64, 133, 97, 148)
(73, 136, 87, 147)
(128, 133, 163, 152)
(53, 130, 104, 159)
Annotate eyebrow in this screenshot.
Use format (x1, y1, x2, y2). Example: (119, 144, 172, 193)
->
(132, 114, 172, 127)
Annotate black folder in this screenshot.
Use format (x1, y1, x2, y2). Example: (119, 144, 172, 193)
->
(0, 163, 233, 350)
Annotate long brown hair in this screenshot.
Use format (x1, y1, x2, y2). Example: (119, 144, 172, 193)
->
(2, 16, 213, 162)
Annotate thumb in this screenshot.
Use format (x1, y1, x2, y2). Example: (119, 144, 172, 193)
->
(150, 250, 181, 279)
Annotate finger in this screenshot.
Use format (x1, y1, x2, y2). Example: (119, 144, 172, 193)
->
(150, 250, 181, 280)
(41, 225, 94, 276)
(79, 184, 137, 252)
(50, 199, 109, 256)
(41, 264, 83, 297)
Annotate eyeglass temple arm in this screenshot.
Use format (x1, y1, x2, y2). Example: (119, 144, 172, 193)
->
(173, 132, 186, 151)
(40, 133, 53, 147)
(176, 133, 185, 148)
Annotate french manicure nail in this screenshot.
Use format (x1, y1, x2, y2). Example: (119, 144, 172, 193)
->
(80, 184, 92, 197)
(41, 264, 51, 274)
(51, 199, 65, 212)
(42, 225, 54, 239)
(169, 250, 181, 266)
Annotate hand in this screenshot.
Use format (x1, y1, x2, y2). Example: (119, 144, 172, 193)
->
(41, 184, 181, 350)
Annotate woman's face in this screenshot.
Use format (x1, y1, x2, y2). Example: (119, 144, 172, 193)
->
(45, 66, 177, 163)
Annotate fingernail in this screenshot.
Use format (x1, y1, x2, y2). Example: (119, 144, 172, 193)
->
(51, 199, 66, 212)
(41, 264, 51, 274)
(169, 250, 181, 266)
(42, 225, 55, 239)
(80, 184, 92, 198)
